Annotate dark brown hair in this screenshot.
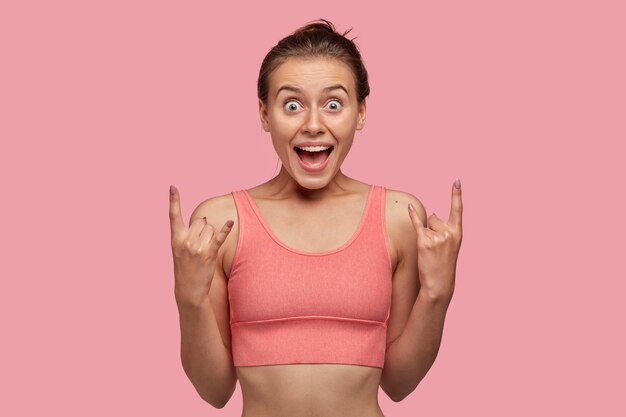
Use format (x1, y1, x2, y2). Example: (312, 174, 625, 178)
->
(257, 19, 370, 105)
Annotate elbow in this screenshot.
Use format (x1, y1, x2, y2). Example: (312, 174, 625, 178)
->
(204, 396, 228, 409)
(200, 385, 234, 409)
(381, 383, 407, 403)
(389, 392, 407, 403)
(181, 355, 238, 409)
(202, 375, 237, 409)
(381, 378, 415, 403)
(197, 389, 226, 409)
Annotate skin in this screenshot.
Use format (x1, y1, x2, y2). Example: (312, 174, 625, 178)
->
(171, 56, 463, 415)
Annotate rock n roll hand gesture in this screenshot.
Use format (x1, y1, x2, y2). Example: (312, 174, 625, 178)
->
(169, 185, 234, 308)
(408, 179, 463, 301)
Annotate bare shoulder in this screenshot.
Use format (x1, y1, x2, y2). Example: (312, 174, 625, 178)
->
(384, 188, 427, 267)
(188, 192, 238, 228)
(384, 188, 427, 223)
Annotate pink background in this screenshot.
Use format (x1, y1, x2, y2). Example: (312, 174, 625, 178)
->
(2, 0, 624, 415)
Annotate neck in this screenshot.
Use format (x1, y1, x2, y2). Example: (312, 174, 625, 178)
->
(264, 165, 354, 201)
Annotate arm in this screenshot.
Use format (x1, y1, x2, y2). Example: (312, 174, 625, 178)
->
(174, 196, 238, 408)
(177, 290, 237, 409)
(380, 289, 452, 402)
(380, 186, 461, 402)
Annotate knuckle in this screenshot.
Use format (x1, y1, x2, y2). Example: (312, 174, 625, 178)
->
(171, 236, 185, 250)
(205, 244, 219, 260)
(212, 235, 225, 249)
(185, 240, 200, 255)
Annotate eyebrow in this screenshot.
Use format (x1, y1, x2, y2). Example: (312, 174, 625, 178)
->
(275, 84, 349, 99)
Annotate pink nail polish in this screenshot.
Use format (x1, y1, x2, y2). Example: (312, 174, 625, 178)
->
(454, 178, 461, 189)
(408, 203, 415, 212)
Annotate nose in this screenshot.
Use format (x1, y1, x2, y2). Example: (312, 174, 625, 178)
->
(302, 108, 325, 135)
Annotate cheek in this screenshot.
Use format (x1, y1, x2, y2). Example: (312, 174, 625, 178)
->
(329, 117, 358, 137)
(270, 127, 295, 152)
(271, 124, 295, 141)
(270, 116, 300, 136)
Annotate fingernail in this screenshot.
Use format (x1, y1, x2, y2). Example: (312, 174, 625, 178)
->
(408, 203, 415, 212)
(454, 178, 461, 189)
(170, 185, 177, 195)
(226, 220, 234, 227)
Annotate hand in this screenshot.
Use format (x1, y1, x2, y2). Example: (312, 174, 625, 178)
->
(169, 185, 234, 307)
(408, 179, 463, 301)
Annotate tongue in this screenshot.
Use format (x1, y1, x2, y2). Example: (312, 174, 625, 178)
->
(300, 150, 329, 165)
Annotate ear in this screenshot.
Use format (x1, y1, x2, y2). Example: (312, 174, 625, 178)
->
(259, 99, 270, 132)
(356, 99, 367, 130)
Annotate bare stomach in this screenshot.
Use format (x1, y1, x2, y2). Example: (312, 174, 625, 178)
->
(235, 363, 386, 417)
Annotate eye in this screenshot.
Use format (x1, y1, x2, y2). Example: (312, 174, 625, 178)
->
(327, 99, 343, 111)
(283, 100, 302, 112)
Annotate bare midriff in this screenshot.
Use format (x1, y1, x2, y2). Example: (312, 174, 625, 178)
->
(236, 363, 386, 417)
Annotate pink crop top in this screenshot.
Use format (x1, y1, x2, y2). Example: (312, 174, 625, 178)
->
(227, 184, 393, 368)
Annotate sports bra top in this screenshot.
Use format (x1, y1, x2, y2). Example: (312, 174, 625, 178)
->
(227, 184, 393, 368)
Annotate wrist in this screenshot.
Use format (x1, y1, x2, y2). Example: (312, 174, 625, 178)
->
(417, 284, 454, 305)
(175, 288, 212, 310)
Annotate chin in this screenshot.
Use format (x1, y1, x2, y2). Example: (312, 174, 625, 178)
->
(277, 149, 344, 191)
(290, 175, 325, 188)
(291, 171, 336, 191)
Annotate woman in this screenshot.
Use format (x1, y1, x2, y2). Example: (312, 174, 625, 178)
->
(169, 19, 463, 416)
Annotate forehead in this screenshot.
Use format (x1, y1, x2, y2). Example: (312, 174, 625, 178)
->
(269, 57, 356, 95)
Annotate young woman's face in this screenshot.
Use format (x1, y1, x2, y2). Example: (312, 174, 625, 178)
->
(259, 57, 366, 189)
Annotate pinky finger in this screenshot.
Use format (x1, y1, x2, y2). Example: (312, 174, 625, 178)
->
(207, 220, 235, 257)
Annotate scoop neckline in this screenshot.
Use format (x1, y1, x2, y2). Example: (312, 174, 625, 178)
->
(241, 184, 375, 256)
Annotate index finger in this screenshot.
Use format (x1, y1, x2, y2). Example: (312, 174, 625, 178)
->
(169, 185, 185, 238)
(448, 178, 463, 230)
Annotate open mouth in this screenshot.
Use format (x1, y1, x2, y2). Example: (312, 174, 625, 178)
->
(294, 146, 334, 166)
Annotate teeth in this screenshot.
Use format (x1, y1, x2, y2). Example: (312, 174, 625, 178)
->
(296, 145, 332, 152)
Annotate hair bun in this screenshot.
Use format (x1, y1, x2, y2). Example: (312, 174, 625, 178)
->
(293, 19, 337, 36)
